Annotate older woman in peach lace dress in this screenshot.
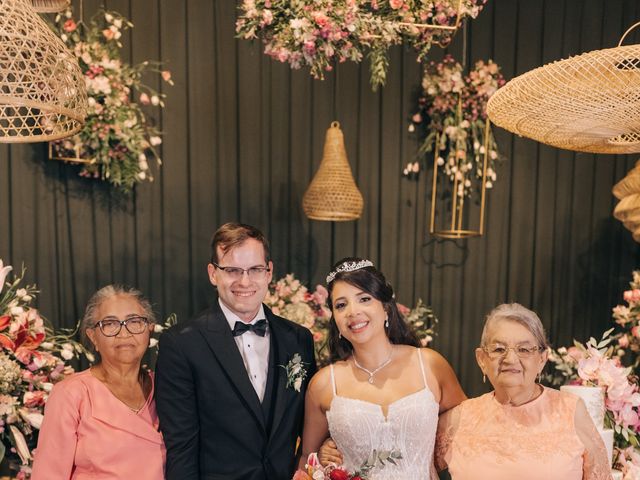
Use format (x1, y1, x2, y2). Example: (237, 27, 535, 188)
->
(435, 303, 612, 480)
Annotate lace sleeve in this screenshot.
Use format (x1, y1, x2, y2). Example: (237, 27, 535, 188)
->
(434, 405, 461, 472)
(574, 399, 613, 480)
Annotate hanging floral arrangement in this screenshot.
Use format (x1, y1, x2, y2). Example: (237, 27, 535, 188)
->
(48, 9, 173, 192)
(407, 55, 505, 198)
(235, 0, 487, 90)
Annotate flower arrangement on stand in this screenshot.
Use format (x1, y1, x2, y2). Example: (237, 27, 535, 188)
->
(236, 0, 487, 89)
(406, 55, 505, 198)
(49, 9, 173, 191)
(544, 271, 640, 477)
(264, 273, 438, 367)
(0, 260, 91, 479)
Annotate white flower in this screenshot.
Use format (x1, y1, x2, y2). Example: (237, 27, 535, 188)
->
(9, 425, 31, 464)
(60, 349, 74, 360)
(40, 342, 54, 350)
(153, 324, 164, 333)
(41, 382, 54, 392)
(10, 306, 23, 316)
(61, 34, 68, 42)
(149, 136, 162, 146)
(149, 338, 158, 348)
(0, 260, 12, 294)
(20, 410, 43, 429)
(114, 18, 123, 28)
(138, 171, 147, 180)
(293, 376, 302, 392)
(151, 95, 160, 106)
(86, 352, 96, 363)
(408, 124, 415, 133)
(105, 13, 114, 23)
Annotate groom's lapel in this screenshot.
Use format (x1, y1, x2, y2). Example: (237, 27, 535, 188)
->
(267, 311, 296, 438)
(199, 306, 266, 434)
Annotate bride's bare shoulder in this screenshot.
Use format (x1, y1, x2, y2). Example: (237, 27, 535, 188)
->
(308, 360, 349, 395)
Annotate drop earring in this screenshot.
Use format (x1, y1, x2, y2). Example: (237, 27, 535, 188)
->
(384, 314, 389, 328)
(482, 374, 486, 384)
(339, 332, 342, 339)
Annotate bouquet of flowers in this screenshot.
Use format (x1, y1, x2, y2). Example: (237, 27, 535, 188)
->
(612, 271, 640, 368)
(293, 450, 402, 480)
(236, 0, 487, 89)
(0, 260, 91, 478)
(407, 55, 505, 198)
(545, 330, 640, 475)
(265, 274, 438, 366)
(49, 9, 173, 191)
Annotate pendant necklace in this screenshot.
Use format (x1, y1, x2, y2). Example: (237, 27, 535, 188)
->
(353, 347, 394, 384)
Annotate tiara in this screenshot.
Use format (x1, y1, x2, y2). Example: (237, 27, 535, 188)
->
(326, 260, 374, 284)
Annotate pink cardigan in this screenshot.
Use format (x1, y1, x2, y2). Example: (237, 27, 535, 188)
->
(31, 369, 165, 480)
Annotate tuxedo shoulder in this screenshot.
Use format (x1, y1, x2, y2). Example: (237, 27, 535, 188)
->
(161, 306, 213, 339)
(270, 313, 313, 338)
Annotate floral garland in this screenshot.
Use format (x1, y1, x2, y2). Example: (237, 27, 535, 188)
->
(0, 261, 91, 478)
(544, 270, 640, 477)
(49, 9, 173, 191)
(236, 0, 487, 89)
(264, 273, 438, 366)
(407, 55, 505, 198)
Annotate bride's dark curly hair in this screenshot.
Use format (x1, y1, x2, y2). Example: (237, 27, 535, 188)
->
(326, 257, 420, 362)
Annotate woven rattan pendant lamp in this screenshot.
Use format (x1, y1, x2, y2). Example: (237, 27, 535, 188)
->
(30, 0, 70, 12)
(487, 23, 640, 154)
(613, 160, 640, 242)
(0, 0, 87, 143)
(303, 122, 364, 221)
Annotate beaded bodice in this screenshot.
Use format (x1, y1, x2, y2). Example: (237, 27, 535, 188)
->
(326, 349, 439, 480)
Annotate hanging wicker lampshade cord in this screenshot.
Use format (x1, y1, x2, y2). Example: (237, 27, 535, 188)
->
(302, 121, 364, 221)
(30, 0, 70, 13)
(487, 22, 640, 154)
(0, 0, 87, 143)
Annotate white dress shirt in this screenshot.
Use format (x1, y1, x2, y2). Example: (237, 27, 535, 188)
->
(220, 300, 270, 402)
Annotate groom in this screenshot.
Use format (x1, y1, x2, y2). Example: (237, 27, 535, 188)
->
(156, 222, 317, 480)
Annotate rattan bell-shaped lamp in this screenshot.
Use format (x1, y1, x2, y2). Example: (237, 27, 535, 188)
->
(487, 23, 640, 154)
(613, 160, 640, 242)
(30, 0, 70, 12)
(302, 122, 364, 221)
(0, 0, 87, 143)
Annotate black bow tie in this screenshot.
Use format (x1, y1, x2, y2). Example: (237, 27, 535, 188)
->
(232, 319, 268, 337)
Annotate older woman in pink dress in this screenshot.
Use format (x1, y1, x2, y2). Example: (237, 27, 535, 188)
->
(435, 303, 611, 480)
(31, 285, 165, 480)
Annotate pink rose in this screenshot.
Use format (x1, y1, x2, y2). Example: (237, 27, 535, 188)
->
(63, 19, 76, 32)
(397, 303, 410, 316)
(23, 391, 46, 408)
(624, 289, 640, 304)
(139, 93, 150, 105)
(102, 28, 115, 40)
(632, 326, 640, 339)
(161, 70, 172, 83)
(567, 346, 584, 362)
(619, 335, 630, 348)
(389, 0, 404, 8)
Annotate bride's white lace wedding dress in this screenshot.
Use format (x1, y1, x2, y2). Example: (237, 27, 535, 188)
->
(326, 348, 440, 480)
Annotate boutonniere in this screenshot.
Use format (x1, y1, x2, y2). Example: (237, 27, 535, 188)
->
(281, 353, 308, 393)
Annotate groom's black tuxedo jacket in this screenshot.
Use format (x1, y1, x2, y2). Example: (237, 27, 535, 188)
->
(155, 301, 317, 480)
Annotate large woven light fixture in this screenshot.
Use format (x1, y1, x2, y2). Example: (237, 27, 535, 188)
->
(613, 160, 640, 242)
(487, 24, 640, 154)
(0, 0, 87, 143)
(303, 122, 364, 221)
(30, 0, 70, 12)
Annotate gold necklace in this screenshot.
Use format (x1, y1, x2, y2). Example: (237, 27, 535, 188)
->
(352, 347, 394, 384)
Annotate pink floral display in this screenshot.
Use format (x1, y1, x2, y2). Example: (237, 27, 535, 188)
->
(0, 261, 90, 478)
(264, 273, 437, 366)
(545, 270, 640, 476)
(407, 54, 505, 198)
(236, 0, 488, 89)
(49, 9, 173, 191)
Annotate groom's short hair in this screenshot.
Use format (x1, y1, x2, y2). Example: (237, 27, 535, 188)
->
(210, 223, 271, 264)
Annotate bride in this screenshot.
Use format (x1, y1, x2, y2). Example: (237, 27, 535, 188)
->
(299, 258, 466, 479)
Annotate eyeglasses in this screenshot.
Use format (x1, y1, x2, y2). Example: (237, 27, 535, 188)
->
(92, 316, 149, 337)
(482, 344, 543, 359)
(212, 263, 270, 281)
